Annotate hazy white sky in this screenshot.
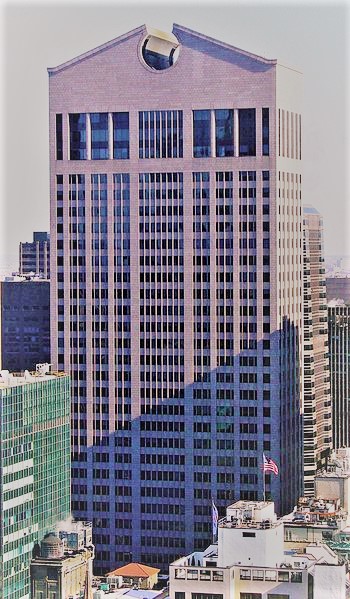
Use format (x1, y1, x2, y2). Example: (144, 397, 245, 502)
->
(0, 0, 349, 273)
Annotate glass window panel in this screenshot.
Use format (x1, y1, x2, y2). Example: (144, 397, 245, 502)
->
(113, 112, 129, 159)
(193, 110, 211, 157)
(91, 113, 109, 159)
(215, 109, 234, 157)
(239, 109, 256, 156)
(69, 113, 86, 160)
(262, 108, 269, 155)
(56, 114, 63, 160)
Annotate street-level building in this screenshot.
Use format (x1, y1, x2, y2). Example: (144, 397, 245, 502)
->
(169, 500, 347, 599)
(31, 521, 94, 599)
(0, 365, 70, 599)
(49, 23, 304, 571)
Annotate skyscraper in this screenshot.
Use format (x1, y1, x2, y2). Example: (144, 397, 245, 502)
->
(328, 300, 350, 449)
(0, 366, 70, 599)
(49, 24, 303, 571)
(19, 232, 50, 278)
(0, 276, 50, 371)
(303, 206, 331, 494)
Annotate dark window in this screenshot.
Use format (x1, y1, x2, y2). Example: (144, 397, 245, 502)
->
(193, 110, 211, 157)
(239, 109, 256, 156)
(113, 112, 129, 159)
(262, 108, 269, 155)
(215, 109, 234, 157)
(69, 113, 87, 160)
(91, 113, 109, 159)
(56, 114, 63, 160)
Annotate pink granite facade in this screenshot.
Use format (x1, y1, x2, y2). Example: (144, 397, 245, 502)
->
(49, 24, 303, 572)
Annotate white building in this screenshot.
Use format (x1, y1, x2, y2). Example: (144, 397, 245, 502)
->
(169, 500, 347, 599)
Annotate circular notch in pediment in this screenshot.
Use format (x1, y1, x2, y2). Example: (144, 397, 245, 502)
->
(141, 28, 180, 71)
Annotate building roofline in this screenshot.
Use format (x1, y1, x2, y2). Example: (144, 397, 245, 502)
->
(172, 22, 277, 66)
(48, 22, 280, 76)
(47, 24, 146, 74)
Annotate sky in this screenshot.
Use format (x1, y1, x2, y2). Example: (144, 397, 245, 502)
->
(0, 0, 349, 275)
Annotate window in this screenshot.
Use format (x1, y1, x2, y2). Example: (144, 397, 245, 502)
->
(139, 110, 183, 158)
(199, 570, 211, 581)
(113, 112, 129, 159)
(252, 569, 264, 581)
(192, 595, 223, 599)
(193, 110, 211, 157)
(262, 108, 269, 155)
(215, 109, 234, 156)
(267, 596, 290, 599)
(277, 571, 289, 582)
(175, 568, 186, 579)
(69, 113, 87, 160)
(239, 109, 256, 156)
(90, 113, 109, 159)
(56, 114, 63, 160)
(240, 569, 251, 580)
(175, 594, 185, 599)
(240, 594, 262, 599)
(187, 569, 198, 580)
(265, 570, 277, 581)
(291, 571, 302, 583)
(212, 570, 223, 582)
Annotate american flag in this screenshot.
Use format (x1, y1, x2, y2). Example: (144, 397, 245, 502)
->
(212, 499, 219, 537)
(262, 453, 279, 475)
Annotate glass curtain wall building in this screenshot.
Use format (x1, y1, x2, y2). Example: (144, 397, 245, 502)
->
(48, 24, 303, 572)
(0, 369, 70, 599)
(328, 301, 350, 449)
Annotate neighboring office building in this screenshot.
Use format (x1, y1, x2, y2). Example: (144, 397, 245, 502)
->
(19, 231, 50, 278)
(169, 500, 346, 599)
(0, 365, 70, 599)
(326, 276, 350, 304)
(49, 24, 304, 571)
(31, 521, 94, 599)
(303, 206, 331, 495)
(328, 300, 350, 448)
(0, 276, 50, 371)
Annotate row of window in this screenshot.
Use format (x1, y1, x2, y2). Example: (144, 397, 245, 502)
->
(56, 108, 269, 160)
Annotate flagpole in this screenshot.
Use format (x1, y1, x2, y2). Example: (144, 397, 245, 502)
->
(263, 453, 266, 502)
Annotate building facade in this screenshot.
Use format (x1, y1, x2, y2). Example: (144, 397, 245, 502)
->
(303, 206, 331, 494)
(49, 24, 304, 571)
(0, 277, 50, 371)
(31, 522, 94, 599)
(19, 231, 50, 278)
(327, 303, 350, 449)
(326, 277, 350, 304)
(170, 501, 346, 599)
(0, 366, 70, 599)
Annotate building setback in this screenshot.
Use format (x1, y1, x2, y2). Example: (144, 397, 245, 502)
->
(328, 301, 350, 449)
(48, 24, 304, 572)
(0, 277, 50, 371)
(303, 206, 331, 494)
(19, 231, 50, 278)
(0, 366, 70, 599)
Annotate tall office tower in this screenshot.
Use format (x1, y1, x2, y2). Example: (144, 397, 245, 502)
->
(303, 206, 331, 494)
(328, 300, 350, 448)
(0, 366, 70, 599)
(49, 24, 303, 571)
(0, 276, 50, 371)
(19, 231, 50, 278)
